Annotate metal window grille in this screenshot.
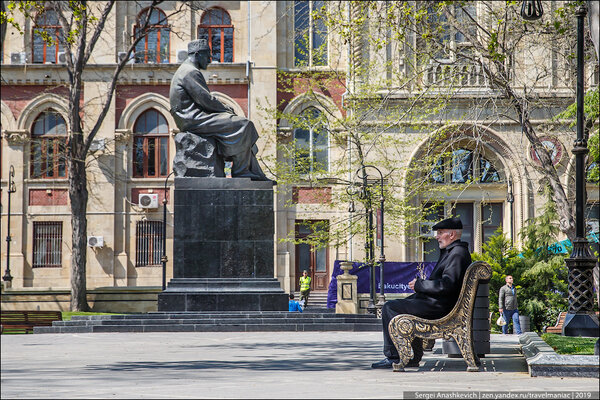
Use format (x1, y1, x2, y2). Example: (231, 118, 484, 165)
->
(32, 221, 63, 268)
(135, 220, 163, 267)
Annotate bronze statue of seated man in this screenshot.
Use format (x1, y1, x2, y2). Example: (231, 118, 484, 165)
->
(169, 39, 271, 181)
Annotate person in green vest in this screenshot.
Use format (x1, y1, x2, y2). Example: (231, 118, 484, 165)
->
(299, 270, 312, 308)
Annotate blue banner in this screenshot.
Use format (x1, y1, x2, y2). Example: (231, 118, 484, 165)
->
(327, 260, 436, 308)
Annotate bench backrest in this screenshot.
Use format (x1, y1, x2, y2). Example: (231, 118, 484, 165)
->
(1, 311, 62, 323)
(436, 261, 491, 324)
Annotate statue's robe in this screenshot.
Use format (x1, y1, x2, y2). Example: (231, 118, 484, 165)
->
(169, 59, 257, 158)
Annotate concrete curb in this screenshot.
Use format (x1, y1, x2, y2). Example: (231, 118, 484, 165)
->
(519, 332, 599, 377)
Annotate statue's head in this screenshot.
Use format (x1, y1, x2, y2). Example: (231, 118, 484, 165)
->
(188, 39, 211, 69)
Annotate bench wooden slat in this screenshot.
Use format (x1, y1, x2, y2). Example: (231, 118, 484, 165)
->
(544, 311, 567, 334)
(1, 311, 62, 334)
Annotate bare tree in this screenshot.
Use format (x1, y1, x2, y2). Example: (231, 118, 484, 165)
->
(2, 0, 189, 310)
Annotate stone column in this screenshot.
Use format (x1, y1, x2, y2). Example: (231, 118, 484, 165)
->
(336, 261, 358, 314)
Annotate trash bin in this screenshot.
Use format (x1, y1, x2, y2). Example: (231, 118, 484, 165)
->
(519, 315, 530, 332)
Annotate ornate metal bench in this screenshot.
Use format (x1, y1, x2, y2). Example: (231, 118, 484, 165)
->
(388, 261, 491, 372)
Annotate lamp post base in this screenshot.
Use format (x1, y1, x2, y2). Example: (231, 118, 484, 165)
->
(562, 313, 600, 337)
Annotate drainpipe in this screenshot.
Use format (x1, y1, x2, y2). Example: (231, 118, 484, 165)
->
(247, 1, 251, 119)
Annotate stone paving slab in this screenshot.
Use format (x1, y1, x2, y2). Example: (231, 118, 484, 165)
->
(1, 332, 598, 399)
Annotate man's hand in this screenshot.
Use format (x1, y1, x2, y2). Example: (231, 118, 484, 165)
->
(408, 278, 417, 291)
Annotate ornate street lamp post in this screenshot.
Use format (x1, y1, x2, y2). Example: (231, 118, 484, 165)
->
(350, 165, 386, 315)
(520, 1, 598, 336)
(562, 3, 598, 336)
(3, 165, 16, 285)
(161, 171, 175, 291)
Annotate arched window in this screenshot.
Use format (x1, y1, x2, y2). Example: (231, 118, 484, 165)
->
(135, 8, 170, 64)
(133, 109, 169, 178)
(429, 148, 501, 184)
(30, 110, 68, 178)
(32, 10, 64, 64)
(293, 107, 328, 174)
(419, 145, 505, 259)
(198, 7, 234, 63)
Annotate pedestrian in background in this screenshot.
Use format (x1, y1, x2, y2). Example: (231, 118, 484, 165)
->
(299, 270, 311, 309)
(498, 275, 522, 335)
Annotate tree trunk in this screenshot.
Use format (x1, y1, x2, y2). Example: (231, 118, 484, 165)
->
(486, 64, 578, 242)
(69, 139, 90, 311)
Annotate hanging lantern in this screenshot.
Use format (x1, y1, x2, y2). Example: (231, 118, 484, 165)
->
(521, 0, 544, 21)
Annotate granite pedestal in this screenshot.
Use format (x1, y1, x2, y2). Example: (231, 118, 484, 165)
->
(158, 177, 288, 311)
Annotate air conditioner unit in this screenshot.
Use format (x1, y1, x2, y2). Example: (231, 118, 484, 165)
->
(87, 236, 104, 248)
(419, 222, 436, 237)
(57, 51, 68, 64)
(117, 51, 135, 64)
(10, 52, 28, 64)
(176, 49, 188, 63)
(139, 193, 159, 209)
(89, 138, 106, 152)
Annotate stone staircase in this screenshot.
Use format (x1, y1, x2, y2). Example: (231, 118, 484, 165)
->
(34, 310, 381, 334)
(293, 291, 330, 310)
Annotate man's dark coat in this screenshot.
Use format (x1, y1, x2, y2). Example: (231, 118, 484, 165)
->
(381, 239, 471, 360)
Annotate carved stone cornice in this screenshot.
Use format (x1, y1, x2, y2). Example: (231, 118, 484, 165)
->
(4, 129, 30, 145)
(115, 129, 132, 143)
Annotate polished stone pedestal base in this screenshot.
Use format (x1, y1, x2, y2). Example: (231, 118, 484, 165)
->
(158, 278, 288, 311)
(158, 178, 287, 312)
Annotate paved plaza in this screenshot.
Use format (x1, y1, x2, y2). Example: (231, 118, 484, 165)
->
(1, 332, 598, 399)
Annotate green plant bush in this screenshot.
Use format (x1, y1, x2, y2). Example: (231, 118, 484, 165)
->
(472, 192, 568, 332)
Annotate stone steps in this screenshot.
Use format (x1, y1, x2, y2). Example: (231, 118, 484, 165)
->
(34, 311, 381, 334)
(293, 291, 329, 308)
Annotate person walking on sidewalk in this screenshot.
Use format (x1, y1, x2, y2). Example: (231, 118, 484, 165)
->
(499, 275, 522, 335)
(299, 270, 312, 308)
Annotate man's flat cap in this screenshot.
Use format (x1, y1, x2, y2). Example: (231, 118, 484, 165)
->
(432, 217, 463, 230)
(188, 39, 209, 54)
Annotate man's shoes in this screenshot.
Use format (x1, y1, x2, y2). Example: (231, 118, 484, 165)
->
(371, 358, 396, 369)
(406, 359, 421, 367)
(371, 358, 420, 369)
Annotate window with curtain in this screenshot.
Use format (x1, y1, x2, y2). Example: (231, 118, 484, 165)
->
(135, 220, 163, 267)
(30, 110, 68, 179)
(294, 1, 328, 67)
(32, 10, 64, 64)
(198, 7, 234, 63)
(135, 8, 170, 64)
(133, 109, 169, 178)
(32, 221, 63, 268)
(293, 107, 329, 174)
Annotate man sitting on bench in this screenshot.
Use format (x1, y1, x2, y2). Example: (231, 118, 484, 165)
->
(371, 217, 471, 369)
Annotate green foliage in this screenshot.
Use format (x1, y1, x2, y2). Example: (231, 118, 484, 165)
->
(472, 194, 569, 332)
(541, 333, 597, 355)
(554, 87, 599, 182)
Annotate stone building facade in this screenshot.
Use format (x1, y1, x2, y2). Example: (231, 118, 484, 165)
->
(1, 1, 598, 310)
